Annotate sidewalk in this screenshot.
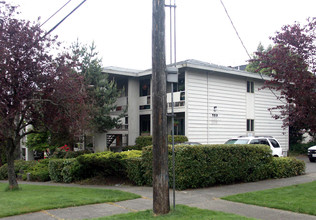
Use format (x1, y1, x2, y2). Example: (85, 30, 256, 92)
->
(1, 158, 316, 220)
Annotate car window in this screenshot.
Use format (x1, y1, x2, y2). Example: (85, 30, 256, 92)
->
(269, 139, 280, 148)
(259, 139, 269, 146)
(225, 139, 237, 144)
(234, 139, 249, 144)
(249, 139, 260, 144)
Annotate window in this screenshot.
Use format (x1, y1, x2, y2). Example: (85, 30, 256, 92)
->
(140, 78, 150, 97)
(269, 139, 280, 148)
(247, 81, 254, 93)
(247, 119, 254, 131)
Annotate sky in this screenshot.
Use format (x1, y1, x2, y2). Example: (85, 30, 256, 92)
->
(5, 0, 316, 70)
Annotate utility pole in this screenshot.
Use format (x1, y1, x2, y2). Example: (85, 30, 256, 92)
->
(152, 0, 170, 215)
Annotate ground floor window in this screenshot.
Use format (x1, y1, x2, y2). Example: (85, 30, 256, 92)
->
(140, 114, 151, 136)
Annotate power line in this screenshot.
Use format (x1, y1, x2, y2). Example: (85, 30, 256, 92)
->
(219, 0, 286, 105)
(40, 0, 73, 28)
(41, 0, 87, 40)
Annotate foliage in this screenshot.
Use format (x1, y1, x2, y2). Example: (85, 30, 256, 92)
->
(0, 3, 88, 188)
(51, 149, 91, 159)
(246, 42, 272, 74)
(250, 18, 316, 134)
(0, 160, 37, 180)
(0, 183, 140, 218)
(48, 159, 64, 182)
(290, 141, 316, 154)
(268, 157, 305, 178)
(97, 204, 254, 220)
(133, 145, 305, 190)
(135, 135, 188, 148)
(223, 181, 316, 216)
(22, 159, 50, 182)
(26, 132, 50, 151)
(77, 150, 142, 178)
(125, 158, 145, 186)
(71, 41, 121, 133)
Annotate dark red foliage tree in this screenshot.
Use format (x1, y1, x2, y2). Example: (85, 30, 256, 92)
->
(253, 18, 316, 135)
(0, 3, 88, 189)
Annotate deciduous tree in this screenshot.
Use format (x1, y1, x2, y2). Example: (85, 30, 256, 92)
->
(0, 3, 87, 189)
(251, 18, 316, 135)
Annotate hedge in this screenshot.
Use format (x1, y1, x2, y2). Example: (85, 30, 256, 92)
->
(290, 141, 316, 154)
(76, 150, 142, 178)
(129, 144, 305, 190)
(268, 157, 305, 178)
(0, 160, 37, 180)
(22, 159, 50, 181)
(135, 135, 188, 148)
(48, 158, 84, 183)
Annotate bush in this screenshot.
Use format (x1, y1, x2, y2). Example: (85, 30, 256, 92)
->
(77, 150, 142, 178)
(23, 159, 50, 181)
(268, 157, 305, 178)
(135, 135, 188, 148)
(48, 158, 83, 183)
(48, 159, 64, 182)
(125, 158, 145, 185)
(51, 149, 91, 159)
(0, 160, 37, 180)
(141, 145, 274, 190)
(290, 141, 316, 154)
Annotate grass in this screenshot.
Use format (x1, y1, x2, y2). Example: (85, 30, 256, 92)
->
(0, 183, 140, 218)
(222, 181, 316, 216)
(91, 205, 256, 220)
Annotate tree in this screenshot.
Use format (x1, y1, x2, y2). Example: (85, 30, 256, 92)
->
(246, 42, 272, 74)
(71, 41, 121, 135)
(251, 18, 316, 135)
(152, 0, 170, 215)
(0, 3, 87, 189)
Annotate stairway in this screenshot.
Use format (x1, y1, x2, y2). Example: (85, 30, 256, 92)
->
(106, 134, 116, 147)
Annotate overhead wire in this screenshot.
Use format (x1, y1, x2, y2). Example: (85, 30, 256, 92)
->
(219, 0, 286, 105)
(40, 0, 72, 28)
(41, 0, 87, 40)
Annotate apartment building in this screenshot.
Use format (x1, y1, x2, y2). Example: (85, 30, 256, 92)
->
(94, 59, 289, 154)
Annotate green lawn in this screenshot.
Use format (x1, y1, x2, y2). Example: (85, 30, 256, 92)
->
(222, 181, 316, 216)
(0, 183, 140, 218)
(91, 205, 256, 220)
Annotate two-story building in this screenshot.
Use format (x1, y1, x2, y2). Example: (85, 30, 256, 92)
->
(93, 59, 289, 154)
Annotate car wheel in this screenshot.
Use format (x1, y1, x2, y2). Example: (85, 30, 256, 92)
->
(309, 157, 316, 162)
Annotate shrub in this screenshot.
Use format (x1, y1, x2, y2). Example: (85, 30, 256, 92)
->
(268, 157, 305, 178)
(290, 141, 316, 154)
(125, 158, 145, 185)
(61, 159, 83, 183)
(51, 149, 91, 159)
(135, 135, 188, 148)
(0, 160, 37, 180)
(142, 144, 274, 190)
(77, 150, 142, 178)
(48, 159, 64, 182)
(23, 159, 50, 181)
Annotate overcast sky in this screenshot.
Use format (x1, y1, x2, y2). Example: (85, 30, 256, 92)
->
(5, 0, 316, 70)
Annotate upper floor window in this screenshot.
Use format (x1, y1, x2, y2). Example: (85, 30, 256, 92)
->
(140, 78, 150, 97)
(247, 81, 254, 93)
(247, 119, 254, 131)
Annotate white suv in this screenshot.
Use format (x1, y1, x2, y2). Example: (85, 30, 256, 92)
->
(225, 136, 283, 157)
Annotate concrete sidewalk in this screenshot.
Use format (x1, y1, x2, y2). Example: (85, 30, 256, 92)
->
(1, 157, 316, 220)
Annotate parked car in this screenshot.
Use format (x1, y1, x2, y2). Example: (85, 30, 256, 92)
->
(308, 145, 316, 162)
(176, 142, 202, 146)
(225, 136, 283, 157)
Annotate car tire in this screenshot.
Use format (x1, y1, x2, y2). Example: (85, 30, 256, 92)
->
(309, 157, 316, 162)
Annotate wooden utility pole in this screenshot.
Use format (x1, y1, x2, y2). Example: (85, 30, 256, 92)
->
(152, 0, 170, 215)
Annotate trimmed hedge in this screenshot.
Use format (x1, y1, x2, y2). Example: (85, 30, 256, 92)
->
(125, 158, 145, 185)
(135, 135, 188, 148)
(129, 144, 305, 190)
(268, 157, 305, 178)
(76, 150, 142, 178)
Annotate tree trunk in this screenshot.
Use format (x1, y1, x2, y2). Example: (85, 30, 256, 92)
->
(152, 0, 170, 215)
(6, 139, 19, 190)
